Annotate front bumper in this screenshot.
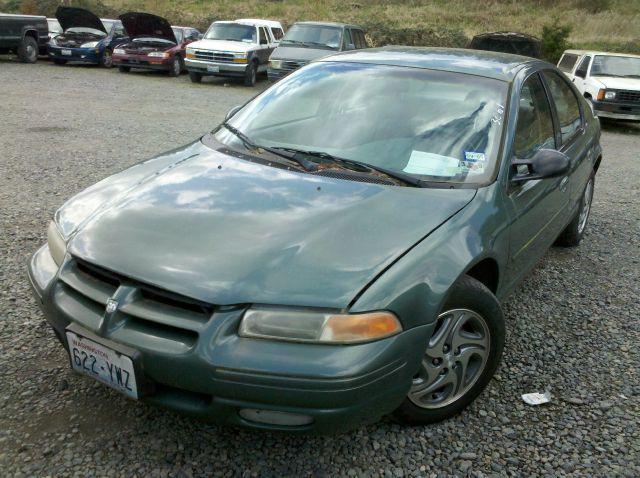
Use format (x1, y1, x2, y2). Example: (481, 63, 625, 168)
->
(185, 58, 248, 77)
(113, 54, 172, 71)
(28, 246, 433, 433)
(592, 100, 640, 121)
(48, 45, 102, 64)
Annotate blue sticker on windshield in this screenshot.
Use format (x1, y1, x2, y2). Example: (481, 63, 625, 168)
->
(464, 151, 486, 162)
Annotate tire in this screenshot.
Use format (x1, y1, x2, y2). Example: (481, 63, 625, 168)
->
(392, 275, 505, 425)
(17, 36, 38, 63)
(189, 71, 202, 83)
(168, 56, 181, 77)
(101, 49, 113, 68)
(118, 65, 130, 73)
(555, 172, 595, 247)
(244, 61, 257, 87)
(53, 59, 67, 65)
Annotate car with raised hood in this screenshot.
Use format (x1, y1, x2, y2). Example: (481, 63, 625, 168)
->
(46, 18, 62, 41)
(0, 13, 48, 63)
(267, 22, 367, 81)
(112, 12, 200, 77)
(185, 19, 283, 86)
(29, 47, 602, 433)
(47, 7, 128, 68)
(558, 49, 640, 121)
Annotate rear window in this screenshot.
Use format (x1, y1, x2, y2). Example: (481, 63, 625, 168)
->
(271, 27, 284, 41)
(558, 53, 579, 73)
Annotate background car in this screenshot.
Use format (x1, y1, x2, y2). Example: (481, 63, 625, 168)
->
(47, 7, 128, 68)
(185, 19, 283, 86)
(267, 22, 367, 81)
(0, 13, 48, 62)
(557, 49, 640, 122)
(113, 12, 200, 77)
(28, 48, 602, 433)
(469, 31, 541, 58)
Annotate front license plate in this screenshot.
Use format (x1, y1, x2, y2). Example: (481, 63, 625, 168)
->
(66, 331, 138, 399)
(207, 65, 219, 73)
(61, 49, 72, 56)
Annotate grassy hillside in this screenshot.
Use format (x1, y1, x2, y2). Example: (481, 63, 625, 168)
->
(4, 0, 640, 56)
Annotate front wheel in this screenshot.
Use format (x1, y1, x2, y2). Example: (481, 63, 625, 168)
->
(392, 275, 505, 425)
(244, 61, 257, 86)
(555, 172, 595, 247)
(101, 49, 113, 68)
(168, 56, 182, 77)
(18, 36, 38, 63)
(189, 71, 202, 83)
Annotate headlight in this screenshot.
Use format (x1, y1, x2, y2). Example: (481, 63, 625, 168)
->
(269, 59, 283, 69)
(186, 49, 194, 59)
(148, 51, 169, 58)
(113, 48, 125, 55)
(239, 307, 402, 344)
(47, 221, 67, 266)
(233, 51, 248, 63)
(604, 91, 616, 100)
(81, 41, 99, 48)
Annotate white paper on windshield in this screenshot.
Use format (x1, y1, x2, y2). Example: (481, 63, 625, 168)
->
(403, 151, 460, 176)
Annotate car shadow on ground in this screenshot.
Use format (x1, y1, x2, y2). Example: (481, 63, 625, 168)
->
(599, 118, 640, 135)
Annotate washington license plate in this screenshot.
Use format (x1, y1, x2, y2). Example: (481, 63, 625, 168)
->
(66, 331, 138, 399)
(207, 65, 219, 73)
(61, 49, 72, 56)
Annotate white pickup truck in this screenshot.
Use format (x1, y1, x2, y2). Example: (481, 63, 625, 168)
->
(185, 19, 284, 86)
(557, 49, 640, 121)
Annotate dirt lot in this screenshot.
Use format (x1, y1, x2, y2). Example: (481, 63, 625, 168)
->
(0, 60, 639, 477)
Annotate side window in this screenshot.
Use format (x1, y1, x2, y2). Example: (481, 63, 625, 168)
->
(574, 56, 591, 78)
(557, 53, 578, 73)
(542, 71, 582, 144)
(342, 28, 353, 49)
(259, 27, 268, 45)
(354, 30, 367, 49)
(513, 74, 555, 160)
(271, 27, 283, 41)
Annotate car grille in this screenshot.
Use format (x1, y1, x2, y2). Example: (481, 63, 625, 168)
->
(54, 258, 215, 352)
(616, 90, 640, 103)
(193, 50, 235, 63)
(281, 60, 307, 71)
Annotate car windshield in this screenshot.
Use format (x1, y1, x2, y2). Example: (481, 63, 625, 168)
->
(280, 24, 342, 50)
(47, 19, 62, 33)
(172, 27, 183, 43)
(65, 27, 106, 36)
(591, 55, 640, 78)
(216, 62, 508, 186)
(204, 23, 256, 43)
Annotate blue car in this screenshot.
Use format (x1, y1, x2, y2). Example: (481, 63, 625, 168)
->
(48, 7, 128, 68)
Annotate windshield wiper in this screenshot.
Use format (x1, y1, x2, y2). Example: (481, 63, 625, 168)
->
(272, 148, 426, 188)
(218, 123, 317, 171)
(280, 40, 309, 47)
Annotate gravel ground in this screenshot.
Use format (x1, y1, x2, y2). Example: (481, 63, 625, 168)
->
(1, 59, 639, 478)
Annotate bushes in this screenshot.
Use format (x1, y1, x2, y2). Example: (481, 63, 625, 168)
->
(541, 21, 572, 63)
(574, 0, 611, 13)
(363, 21, 469, 48)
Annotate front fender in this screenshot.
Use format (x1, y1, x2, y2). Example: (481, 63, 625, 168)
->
(350, 184, 510, 329)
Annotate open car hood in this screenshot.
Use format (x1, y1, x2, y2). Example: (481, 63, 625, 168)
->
(119, 12, 176, 43)
(55, 6, 106, 33)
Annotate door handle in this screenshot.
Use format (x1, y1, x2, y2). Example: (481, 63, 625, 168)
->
(559, 176, 569, 192)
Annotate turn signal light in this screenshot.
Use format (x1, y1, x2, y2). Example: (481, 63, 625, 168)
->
(233, 58, 248, 63)
(186, 52, 194, 59)
(320, 312, 402, 342)
(597, 89, 605, 101)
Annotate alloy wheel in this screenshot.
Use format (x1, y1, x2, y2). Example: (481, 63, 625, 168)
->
(103, 50, 112, 68)
(173, 58, 181, 76)
(578, 178, 594, 234)
(409, 308, 490, 409)
(27, 43, 36, 61)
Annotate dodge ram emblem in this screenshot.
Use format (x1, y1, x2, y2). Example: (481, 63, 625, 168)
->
(105, 299, 119, 314)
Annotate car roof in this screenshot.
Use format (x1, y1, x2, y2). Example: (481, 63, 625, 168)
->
(293, 21, 362, 29)
(236, 18, 283, 28)
(319, 46, 543, 81)
(562, 49, 640, 59)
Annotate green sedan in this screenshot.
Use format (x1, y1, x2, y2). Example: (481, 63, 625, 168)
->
(28, 47, 602, 433)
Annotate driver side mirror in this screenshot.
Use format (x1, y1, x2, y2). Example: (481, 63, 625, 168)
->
(225, 105, 243, 121)
(510, 149, 570, 182)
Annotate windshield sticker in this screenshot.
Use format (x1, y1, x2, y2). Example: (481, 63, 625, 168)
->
(404, 151, 461, 176)
(464, 151, 486, 162)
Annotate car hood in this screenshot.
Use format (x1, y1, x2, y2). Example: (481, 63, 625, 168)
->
(119, 12, 176, 43)
(187, 39, 255, 53)
(592, 76, 640, 91)
(55, 6, 105, 34)
(62, 140, 476, 308)
(270, 45, 337, 62)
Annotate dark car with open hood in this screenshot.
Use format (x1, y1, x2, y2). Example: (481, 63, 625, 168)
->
(113, 12, 200, 77)
(29, 48, 602, 433)
(48, 7, 128, 67)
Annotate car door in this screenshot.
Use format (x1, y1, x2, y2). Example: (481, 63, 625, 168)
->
(571, 55, 591, 95)
(506, 72, 570, 281)
(541, 70, 593, 214)
(255, 26, 271, 68)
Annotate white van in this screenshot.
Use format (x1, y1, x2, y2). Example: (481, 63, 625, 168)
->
(557, 50, 640, 121)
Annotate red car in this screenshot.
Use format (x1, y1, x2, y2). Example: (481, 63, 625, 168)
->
(113, 12, 200, 77)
